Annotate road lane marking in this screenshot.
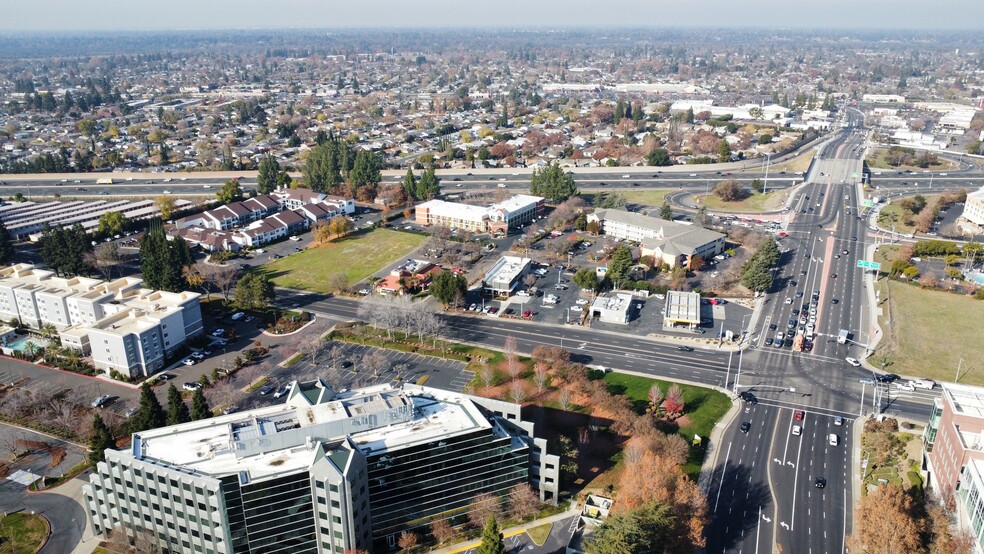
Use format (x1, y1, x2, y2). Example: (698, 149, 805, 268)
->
(713, 441, 733, 514)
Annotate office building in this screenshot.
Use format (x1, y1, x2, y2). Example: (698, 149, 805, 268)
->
(924, 383, 984, 554)
(84, 382, 560, 553)
(960, 186, 984, 230)
(588, 209, 725, 268)
(482, 256, 532, 297)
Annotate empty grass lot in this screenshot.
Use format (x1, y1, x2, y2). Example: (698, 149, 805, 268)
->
(875, 278, 984, 385)
(865, 149, 956, 172)
(614, 188, 675, 207)
(257, 229, 426, 293)
(763, 150, 814, 175)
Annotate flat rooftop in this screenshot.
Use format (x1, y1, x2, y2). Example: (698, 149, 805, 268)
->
(484, 256, 531, 285)
(134, 384, 493, 481)
(664, 290, 700, 324)
(945, 383, 984, 419)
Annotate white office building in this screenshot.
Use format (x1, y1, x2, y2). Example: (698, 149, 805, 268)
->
(482, 256, 532, 296)
(415, 195, 545, 235)
(84, 382, 560, 554)
(960, 186, 984, 229)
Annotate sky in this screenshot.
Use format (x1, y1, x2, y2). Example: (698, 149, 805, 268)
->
(3, 0, 983, 31)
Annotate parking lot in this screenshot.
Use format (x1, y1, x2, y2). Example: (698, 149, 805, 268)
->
(457, 233, 754, 341)
(287, 341, 474, 392)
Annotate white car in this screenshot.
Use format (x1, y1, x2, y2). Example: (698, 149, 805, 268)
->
(182, 358, 196, 366)
(895, 382, 916, 391)
(570, 305, 583, 312)
(289, 235, 301, 241)
(231, 312, 245, 321)
(792, 425, 802, 436)
(575, 299, 589, 305)
(845, 357, 861, 367)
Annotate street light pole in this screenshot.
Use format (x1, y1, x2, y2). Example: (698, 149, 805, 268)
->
(724, 349, 733, 390)
(763, 153, 772, 195)
(732, 349, 744, 395)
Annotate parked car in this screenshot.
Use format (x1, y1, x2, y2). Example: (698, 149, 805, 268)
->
(258, 384, 275, 395)
(273, 384, 292, 399)
(231, 312, 245, 321)
(181, 358, 196, 366)
(91, 395, 111, 408)
(183, 382, 201, 391)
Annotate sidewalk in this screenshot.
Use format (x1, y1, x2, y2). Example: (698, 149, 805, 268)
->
(429, 505, 580, 554)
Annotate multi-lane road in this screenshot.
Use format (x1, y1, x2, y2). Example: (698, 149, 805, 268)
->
(3, 110, 973, 552)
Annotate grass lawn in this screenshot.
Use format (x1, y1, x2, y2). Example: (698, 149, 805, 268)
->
(256, 229, 426, 292)
(592, 188, 675, 208)
(0, 512, 49, 554)
(875, 277, 984, 385)
(763, 150, 814, 174)
(526, 523, 552, 545)
(865, 149, 956, 171)
(694, 188, 788, 213)
(875, 193, 942, 235)
(603, 372, 731, 478)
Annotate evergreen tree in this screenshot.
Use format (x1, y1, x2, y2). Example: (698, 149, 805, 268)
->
(191, 387, 211, 420)
(415, 167, 441, 200)
(233, 273, 275, 310)
(478, 517, 506, 554)
(646, 148, 672, 167)
(216, 179, 244, 204)
(0, 221, 14, 265)
(257, 155, 280, 194)
(402, 169, 417, 201)
(132, 382, 166, 432)
(349, 150, 381, 197)
(166, 384, 191, 426)
(88, 414, 115, 466)
(529, 163, 577, 203)
(659, 202, 674, 221)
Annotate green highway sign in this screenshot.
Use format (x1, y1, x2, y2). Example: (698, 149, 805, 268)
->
(851, 172, 859, 177)
(862, 200, 873, 207)
(856, 260, 881, 270)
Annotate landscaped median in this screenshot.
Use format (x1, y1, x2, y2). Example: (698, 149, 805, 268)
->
(0, 512, 50, 553)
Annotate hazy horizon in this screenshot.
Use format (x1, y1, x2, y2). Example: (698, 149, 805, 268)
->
(4, 0, 983, 32)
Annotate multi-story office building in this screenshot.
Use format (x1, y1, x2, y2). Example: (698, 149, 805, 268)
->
(588, 209, 726, 268)
(0, 264, 202, 378)
(84, 382, 560, 553)
(923, 383, 984, 552)
(960, 186, 984, 229)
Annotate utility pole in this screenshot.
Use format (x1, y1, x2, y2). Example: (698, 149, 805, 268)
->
(763, 152, 772, 195)
(956, 358, 964, 384)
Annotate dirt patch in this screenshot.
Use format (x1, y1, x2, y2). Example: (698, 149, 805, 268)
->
(0, 463, 8, 479)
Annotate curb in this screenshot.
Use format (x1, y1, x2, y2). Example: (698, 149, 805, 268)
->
(260, 314, 319, 338)
(0, 354, 138, 390)
(32, 514, 52, 554)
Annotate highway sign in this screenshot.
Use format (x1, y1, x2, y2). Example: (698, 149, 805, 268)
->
(862, 200, 874, 207)
(851, 172, 859, 177)
(857, 260, 881, 270)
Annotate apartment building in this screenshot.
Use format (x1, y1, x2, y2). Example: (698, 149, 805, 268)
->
(84, 382, 560, 554)
(271, 187, 355, 214)
(415, 195, 544, 234)
(0, 264, 202, 378)
(588, 209, 726, 268)
(176, 195, 280, 231)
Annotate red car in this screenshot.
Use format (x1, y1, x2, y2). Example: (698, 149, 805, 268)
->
(523, 310, 533, 318)
(794, 409, 805, 421)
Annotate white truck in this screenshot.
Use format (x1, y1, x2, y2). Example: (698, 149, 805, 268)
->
(837, 329, 849, 344)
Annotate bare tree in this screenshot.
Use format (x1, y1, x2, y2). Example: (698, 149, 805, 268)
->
(523, 273, 538, 289)
(431, 519, 455, 545)
(326, 273, 349, 293)
(397, 530, 419, 552)
(467, 492, 501, 529)
(508, 380, 526, 403)
(533, 362, 549, 394)
(361, 350, 390, 381)
(84, 242, 123, 281)
(478, 359, 495, 388)
(557, 387, 572, 411)
(212, 265, 239, 301)
(503, 335, 520, 380)
(508, 482, 541, 521)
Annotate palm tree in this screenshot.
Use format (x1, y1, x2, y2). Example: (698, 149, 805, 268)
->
(23, 341, 39, 361)
(39, 323, 57, 342)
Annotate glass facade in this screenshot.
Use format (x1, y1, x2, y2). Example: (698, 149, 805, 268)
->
(925, 399, 944, 451)
(366, 428, 529, 550)
(957, 464, 984, 554)
(223, 472, 318, 554)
